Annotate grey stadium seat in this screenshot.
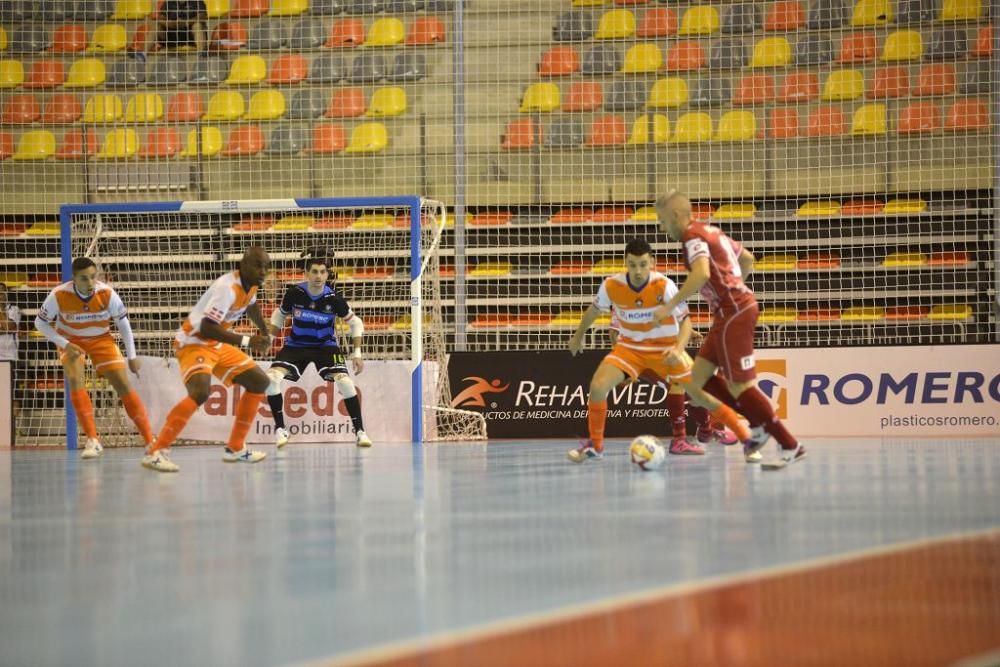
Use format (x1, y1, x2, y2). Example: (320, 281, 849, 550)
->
(33, 0, 76, 20)
(148, 58, 188, 86)
(310, 53, 347, 83)
(553, 11, 596, 42)
(721, 3, 760, 34)
(106, 59, 146, 87)
(289, 17, 326, 49)
(926, 28, 967, 61)
(426, 0, 457, 10)
(348, 53, 385, 82)
(9, 26, 52, 53)
(582, 44, 622, 75)
(309, 0, 344, 14)
(709, 39, 747, 70)
(688, 77, 731, 107)
(267, 127, 308, 155)
(0, 0, 30, 20)
(897, 0, 936, 24)
(189, 57, 229, 85)
(288, 89, 326, 119)
(603, 80, 646, 111)
(795, 34, 833, 66)
(347, 0, 384, 13)
(807, 0, 848, 29)
(387, 53, 427, 81)
(545, 117, 585, 148)
(74, 0, 115, 21)
(386, 0, 423, 11)
(249, 19, 287, 50)
(960, 61, 990, 94)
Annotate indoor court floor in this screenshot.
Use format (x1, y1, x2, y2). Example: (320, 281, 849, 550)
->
(1, 438, 998, 667)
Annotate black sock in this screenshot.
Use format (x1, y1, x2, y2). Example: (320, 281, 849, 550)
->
(344, 395, 364, 432)
(267, 393, 285, 429)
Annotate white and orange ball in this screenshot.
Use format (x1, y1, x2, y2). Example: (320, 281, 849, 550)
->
(629, 435, 666, 471)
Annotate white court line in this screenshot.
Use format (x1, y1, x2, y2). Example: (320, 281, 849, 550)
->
(303, 526, 1000, 667)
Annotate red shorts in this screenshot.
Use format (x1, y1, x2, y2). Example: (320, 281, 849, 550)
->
(698, 299, 759, 383)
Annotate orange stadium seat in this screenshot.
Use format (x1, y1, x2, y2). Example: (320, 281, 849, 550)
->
(406, 16, 446, 45)
(664, 41, 705, 71)
(971, 26, 992, 58)
(806, 105, 847, 136)
(165, 92, 205, 121)
(40, 94, 82, 123)
(0, 133, 12, 160)
(586, 114, 627, 146)
(897, 101, 941, 134)
(885, 306, 928, 321)
(538, 46, 580, 77)
(945, 99, 988, 131)
(765, 1, 806, 31)
(23, 60, 65, 89)
(325, 87, 366, 117)
(841, 199, 884, 215)
(562, 81, 603, 112)
(139, 127, 181, 158)
(268, 54, 308, 84)
(768, 108, 801, 137)
(56, 129, 98, 159)
(309, 123, 346, 154)
(592, 206, 634, 222)
(231, 0, 269, 17)
(501, 118, 540, 149)
(867, 66, 910, 99)
(550, 207, 593, 224)
(637, 8, 677, 37)
(326, 19, 365, 47)
(733, 74, 775, 105)
(210, 22, 249, 50)
(778, 72, 819, 102)
(470, 211, 513, 226)
(836, 32, 878, 63)
(913, 64, 956, 96)
(928, 251, 969, 266)
(52, 25, 88, 53)
(2, 94, 40, 124)
(223, 125, 265, 156)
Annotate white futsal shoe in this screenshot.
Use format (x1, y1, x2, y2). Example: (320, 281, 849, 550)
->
(80, 438, 104, 459)
(762, 444, 807, 471)
(275, 427, 290, 449)
(142, 448, 179, 473)
(355, 430, 372, 448)
(223, 447, 267, 463)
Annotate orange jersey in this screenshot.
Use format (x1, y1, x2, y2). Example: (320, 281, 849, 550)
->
(176, 271, 258, 348)
(593, 271, 689, 352)
(37, 281, 128, 340)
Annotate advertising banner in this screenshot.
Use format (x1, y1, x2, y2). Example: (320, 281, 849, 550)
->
(448, 346, 1000, 438)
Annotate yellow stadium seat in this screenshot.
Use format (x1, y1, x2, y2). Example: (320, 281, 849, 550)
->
(274, 215, 314, 230)
(13, 131, 56, 160)
(573, 0, 606, 5)
(470, 262, 513, 277)
(344, 122, 388, 153)
(671, 112, 713, 143)
(842, 307, 885, 321)
(88, 24, 127, 53)
(367, 87, 407, 117)
(797, 201, 841, 216)
(270, 0, 308, 15)
(596, 9, 636, 39)
(0, 272, 28, 287)
(83, 94, 124, 123)
(65, 59, 106, 87)
(391, 314, 432, 330)
(940, 0, 981, 20)
(713, 203, 756, 218)
(244, 89, 286, 120)
(0, 26, 7, 51)
(631, 206, 658, 221)
(225, 55, 266, 85)
(822, 69, 864, 100)
(552, 310, 586, 326)
(881, 30, 923, 61)
(180, 127, 223, 158)
(756, 254, 797, 270)
(625, 113, 670, 144)
(366, 18, 405, 47)
(851, 103, 886, 135)
(591, 258, 622, 275)
(0, 59, 24, 88)
(715, 110, 757, 141)
(112, 0, 152, 19)
(929, 304, 972, 321)
(751, 37, 792, 68)
(125, 93, 164, 123)
(205, 91, 245, 120)
(26, 222, 60, 236)
(97, 129, 138, 159)
(622, 43, 663, 73)
(679, 5, 720, 35)
(851, 0, 893, 26)
(353, 213, 394, 229)
(884, 198, 927, 213)
(759, 307, 798, 323)
(519, 82, 560, 112)
(206, 0, 230, 17)
(883, 252, 927, 267)
(647, 78, 688, 108)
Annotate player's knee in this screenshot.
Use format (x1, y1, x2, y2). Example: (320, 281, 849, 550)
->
(188, 385, 211, 405)
(266, 368, 285, 396)
(333, 373, 356, 398)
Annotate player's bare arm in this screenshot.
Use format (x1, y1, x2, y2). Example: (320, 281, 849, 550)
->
(653, 257, 710, 323)
(738, 248, 755, 277)
(568, 305, 602, 356)
(245, 302, 272, 351)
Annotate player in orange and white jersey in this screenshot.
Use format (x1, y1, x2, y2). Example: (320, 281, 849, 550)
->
(33, 257, 155, 458)
(142, 247, 272, 473)
(567, 239, 751, 463)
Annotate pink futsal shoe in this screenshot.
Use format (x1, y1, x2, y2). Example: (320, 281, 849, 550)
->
(696, 425, 738, 446)
(669, 437, 705, 456)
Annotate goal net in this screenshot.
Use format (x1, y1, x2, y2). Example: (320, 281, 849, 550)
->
(44, 196, 484, 448)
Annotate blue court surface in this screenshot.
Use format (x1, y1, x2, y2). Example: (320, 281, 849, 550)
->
(1, 438, 998, 666)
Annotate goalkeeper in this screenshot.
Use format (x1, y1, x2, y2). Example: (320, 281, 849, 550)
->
(266, 249, 371, 448)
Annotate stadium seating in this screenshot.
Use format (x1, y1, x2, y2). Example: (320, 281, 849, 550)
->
(562, 81, 603, 112)
(96, 128, 139, 159)
(585, 114, 627, 146)
(40, 94, 82, 123)
(679, 5, 719, 35)
(751, 37, 792, 68)
(501, 118, 540, 149)
(881, 30, 923, 61)
(344, 122, 388, 153)
(366, 18, 404, 46)
(637, 8, 677, 37)
(268, 54, 308, 84)
(310, 123, 347, 153)
(913, 64, 957, 96)
(520, 83, 560, 112)
(595, 9, 636, 39)
(850, 103, 886, 135)
(23, 61, 65, 89)
(779, 72, 820, 101)
(867, 66, 910, 98)
(51, 24, 88, 53)
(205, 90, 246, 120)
(406, 16, 446, 45)
(2, 94, 40, 123)
(622, 43, 661, 73)
(897, 101, 940, 133)
(245, 89, 286, 119)
(822, 69, 864, 100)
(367, 86, 406, 117)
(83, 94, 124, 123)
(546, 117, 585, 147)
(734, 74, 775, 105)
(55, 129, 98, 159)
(768, 108, 801, 138)
(715, 110, 757, 141)
(223, 125, 266, 156)
(139, 127, 181, 158)
(945, 99, 988, 131)
(646, 78, 687, 108)
(165, 92, 205, 121)
(180, 127, 223, 158)
(722, 3, 760, 34)
(665, 41, 705, 71)
(851, 0, 893, 26)
(539, 46, 581, 77)
(765, 1, 806, 31)
(672, 112, 712, 142)
(89, 24, 127, 53)
(0, 59, 25, 88)
(288, 89, 326, 118)
(326, 87, 366, 116)
(806, 105, 847, 136)
(12, 131, 56, 160)
(837, 32, 877, 63)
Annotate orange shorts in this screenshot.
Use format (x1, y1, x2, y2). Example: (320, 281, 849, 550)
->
(603, 343, 692, 385)
(175, 342, 256, 386)
(62, 335, 125, 374)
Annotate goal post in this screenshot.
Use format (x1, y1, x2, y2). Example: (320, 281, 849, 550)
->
(56, 195, 486, 450)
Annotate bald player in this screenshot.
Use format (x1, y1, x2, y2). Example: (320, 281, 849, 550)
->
(142, 247, 272, 472)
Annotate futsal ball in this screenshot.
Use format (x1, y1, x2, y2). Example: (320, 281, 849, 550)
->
(630, 435, 666, 471)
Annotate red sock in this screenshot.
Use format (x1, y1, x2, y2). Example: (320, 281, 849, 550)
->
(121, 390, 154, 446)
(69, 388, 97, 440)
(703, 375, 740, 412)
(587, 399, 607, 451)
(690, 403, 711, 431)
(667, 392, 686, 438)
(227, 392, 263, 451)
(736, 386, 798, 450)
(151, 396, 199, 453)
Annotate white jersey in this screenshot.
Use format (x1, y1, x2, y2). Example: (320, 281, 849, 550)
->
(176, 271, 258, 348)
(0, 303, 20, 361)
(37, 281, 127, 339)
(593, 271, 688, 352)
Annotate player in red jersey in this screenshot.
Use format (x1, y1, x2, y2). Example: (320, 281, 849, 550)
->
(652, 192, 805, 469)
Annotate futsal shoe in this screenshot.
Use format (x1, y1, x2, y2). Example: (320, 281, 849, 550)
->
(275, 427, 290, 449)
(741, 426, 772, 458)
(744, 448, 763, 464)
(80, 438, 104, 459)
(762, 444, 807, 471)
(567, 440, 603, 463)
(223, 447, 267, 464)
(697, 425, 738, 446)
(669, 437, 705, 455)
(142, 448, 179, 473)
(355, 430, 372, 448)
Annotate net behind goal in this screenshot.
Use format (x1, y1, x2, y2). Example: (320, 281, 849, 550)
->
(52, 196, 485, 448)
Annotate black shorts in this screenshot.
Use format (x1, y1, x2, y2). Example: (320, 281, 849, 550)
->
(272, 346, 348, 382)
